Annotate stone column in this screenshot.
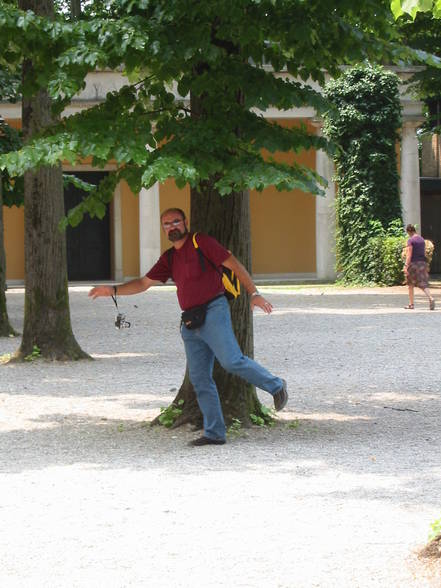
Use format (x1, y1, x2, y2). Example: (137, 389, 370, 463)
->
(400, 120, 421, 229)
(112, 183, 123, 281)
(313, 122, 336, 281)
(139, 183, 161, 275)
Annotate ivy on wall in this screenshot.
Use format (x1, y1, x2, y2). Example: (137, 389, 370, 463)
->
(324, 65, 403, 284)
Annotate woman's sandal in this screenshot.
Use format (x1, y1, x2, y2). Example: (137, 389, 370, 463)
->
(404, 304, 414, 309)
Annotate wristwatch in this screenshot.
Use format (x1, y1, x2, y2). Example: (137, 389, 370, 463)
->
(250, 291, 261, 298)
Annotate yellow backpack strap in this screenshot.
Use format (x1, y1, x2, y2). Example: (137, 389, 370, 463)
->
(192, 232, 206, 271)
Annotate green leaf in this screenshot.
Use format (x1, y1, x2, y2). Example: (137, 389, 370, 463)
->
(392, 0, 436, 19)
(391, 0, 405, 18)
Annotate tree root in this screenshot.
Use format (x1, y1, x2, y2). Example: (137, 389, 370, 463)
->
(5, 348, 92, 363)
(171, 412, 203, 430)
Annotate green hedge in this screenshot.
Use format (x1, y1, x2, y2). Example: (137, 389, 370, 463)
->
(365, 233, 406, 286)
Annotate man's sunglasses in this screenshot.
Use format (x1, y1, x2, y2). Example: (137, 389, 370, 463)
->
(162, 219, 184, 229)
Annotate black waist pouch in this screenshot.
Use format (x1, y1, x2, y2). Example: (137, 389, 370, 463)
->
(181, 303, 208, 330)
(181, 294, 224, 330)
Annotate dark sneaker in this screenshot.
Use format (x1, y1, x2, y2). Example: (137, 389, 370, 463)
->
(273, 379, 288, 411)
(189, 436, 226, 446)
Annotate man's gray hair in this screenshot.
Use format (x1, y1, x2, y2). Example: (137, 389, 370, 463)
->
(160, 208, 186, 222)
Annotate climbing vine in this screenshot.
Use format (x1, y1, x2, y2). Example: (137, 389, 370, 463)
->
(324, 65, 403, 284)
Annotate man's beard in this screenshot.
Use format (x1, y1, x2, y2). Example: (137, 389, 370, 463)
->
(168, 227, 188, 242)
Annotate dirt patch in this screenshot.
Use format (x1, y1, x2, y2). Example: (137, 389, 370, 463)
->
(419, 536, 441, 560)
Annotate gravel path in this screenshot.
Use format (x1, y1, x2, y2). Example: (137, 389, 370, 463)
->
(1, 284, 440, 587)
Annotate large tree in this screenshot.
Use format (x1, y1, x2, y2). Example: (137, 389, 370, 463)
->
(13, 0, 88, 359)
(0, 0, 438, 420)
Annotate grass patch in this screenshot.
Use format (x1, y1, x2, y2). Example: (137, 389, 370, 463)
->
(227, 418, 243, 438)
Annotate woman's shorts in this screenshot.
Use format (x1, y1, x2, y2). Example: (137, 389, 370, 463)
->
(407, 261, 429, 289)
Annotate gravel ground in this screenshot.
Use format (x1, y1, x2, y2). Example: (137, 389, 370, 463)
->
(1, 284, 440, 588)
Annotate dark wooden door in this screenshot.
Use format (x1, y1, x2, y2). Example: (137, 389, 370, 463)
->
(421, 178, 441, 274)
(64, 171, 111, 280)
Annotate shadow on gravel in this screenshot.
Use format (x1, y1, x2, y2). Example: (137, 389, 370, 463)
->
(1, 411, 440, 509)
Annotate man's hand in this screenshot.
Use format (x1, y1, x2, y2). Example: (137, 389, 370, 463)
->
(88, 285, 114, 299)
(251, 294, 273, 314)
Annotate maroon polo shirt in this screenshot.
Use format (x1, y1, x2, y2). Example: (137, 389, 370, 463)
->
(146, 233, 231, 310)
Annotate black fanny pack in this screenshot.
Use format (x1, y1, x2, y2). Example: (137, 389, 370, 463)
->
(181, 294, 224, 330)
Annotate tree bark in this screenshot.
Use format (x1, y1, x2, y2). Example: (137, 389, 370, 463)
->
(70, 0, 81, 20)
(0, 180, 17, 337)
(16, 0, 88, 360)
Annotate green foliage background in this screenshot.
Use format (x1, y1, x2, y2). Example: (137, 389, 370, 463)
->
(0, 67, 23, 207)
(0, 116, 23, 207)
(396, 11, 441, 141)
(324, 65, 404, 284)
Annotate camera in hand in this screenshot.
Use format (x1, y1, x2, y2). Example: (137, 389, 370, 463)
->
(115, 313, 131, 329)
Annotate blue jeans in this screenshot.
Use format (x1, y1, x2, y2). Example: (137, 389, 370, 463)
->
(181, 295, 283, 440)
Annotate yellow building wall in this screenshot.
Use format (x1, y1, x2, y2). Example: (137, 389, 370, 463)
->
(4, 182, 140, 281)
(4, 205, 25, 280)
(5, 119, 21, 131)
(250, 119, 316, 274)
(4, 119, 24, 280)
(3, 118, 316, 279)
(120, 180, 140, 277)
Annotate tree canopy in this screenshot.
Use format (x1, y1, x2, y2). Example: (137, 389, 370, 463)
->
(1, 0, 438, 228)
(395, 11, 441, 133)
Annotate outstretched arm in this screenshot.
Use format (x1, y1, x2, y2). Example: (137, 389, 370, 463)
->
(88, 276, 160, 299)
(222, 254, 273, 314)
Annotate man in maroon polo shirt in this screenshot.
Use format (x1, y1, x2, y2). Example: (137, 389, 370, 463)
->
(89, 207, 288, 445)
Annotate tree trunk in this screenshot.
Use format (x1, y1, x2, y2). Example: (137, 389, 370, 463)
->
(16, 0, 88, 360)
(155, 68, 267, 429)
(70, 0, 81, 20)
(0, 180, 17, 337)
(168, 184, 265, 430)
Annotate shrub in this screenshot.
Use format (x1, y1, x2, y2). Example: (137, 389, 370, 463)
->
(365, 220, 406, 285)
(381, 236, 407, 285)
